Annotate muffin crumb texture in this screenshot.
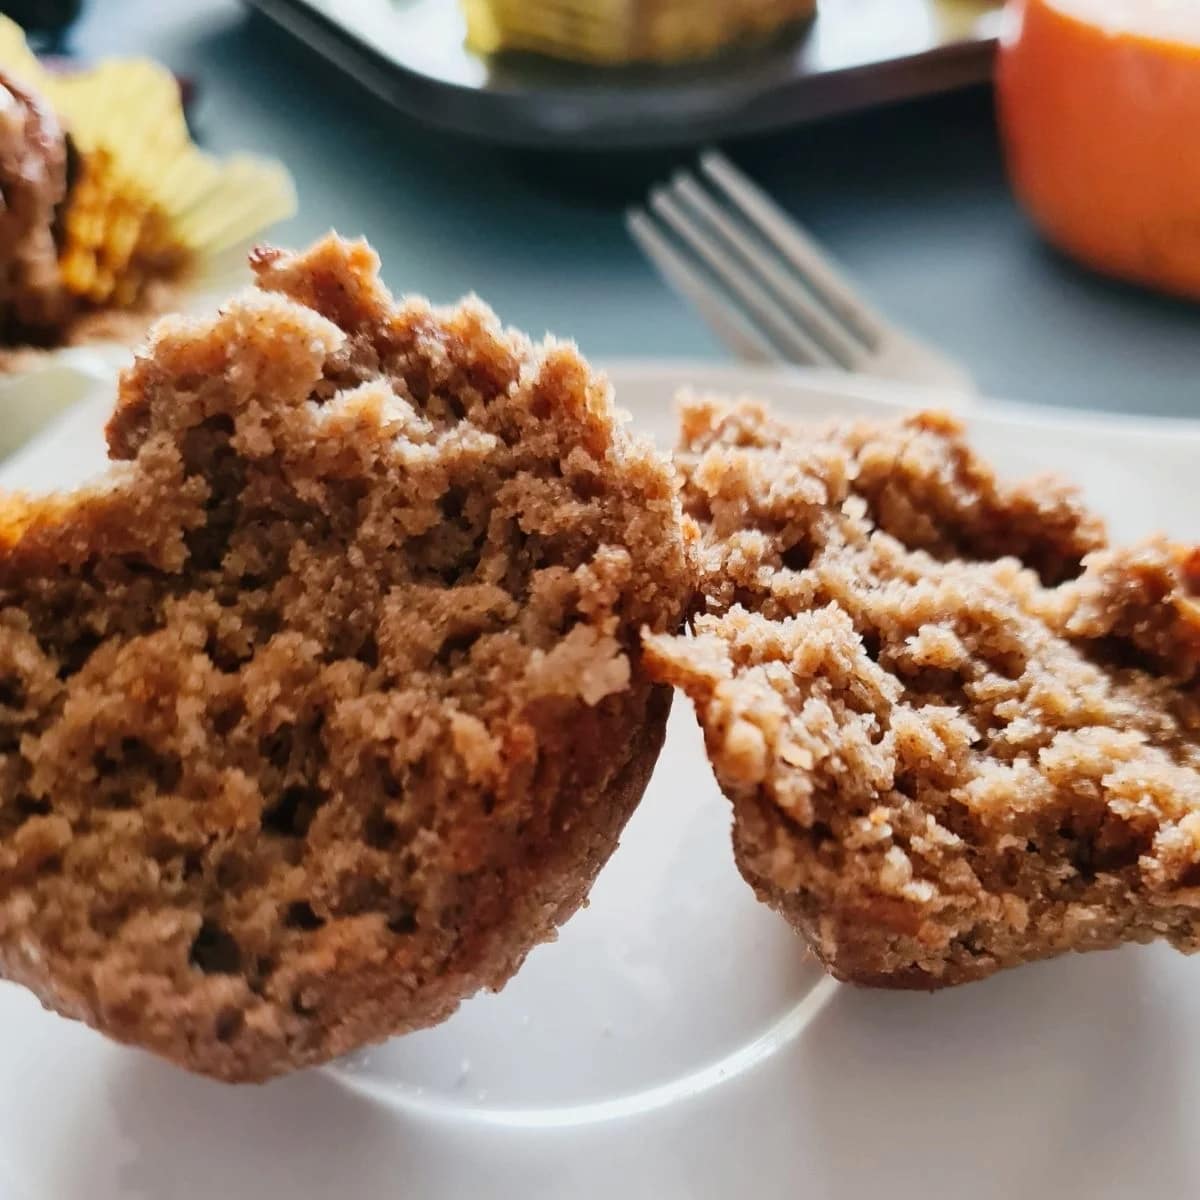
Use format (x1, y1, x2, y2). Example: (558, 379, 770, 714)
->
(0, 234, 690, 1080)
(645, 397, 1200, 988)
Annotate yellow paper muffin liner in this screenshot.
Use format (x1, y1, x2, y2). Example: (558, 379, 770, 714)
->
(463, 0, 817, 64)
(0, 18, 296, 457)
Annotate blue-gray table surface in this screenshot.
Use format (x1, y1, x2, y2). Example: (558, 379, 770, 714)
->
(72, 0, 1200, 417)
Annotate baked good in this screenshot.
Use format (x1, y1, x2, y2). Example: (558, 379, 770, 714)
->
(645, 396, 1200, 988)
(463, 0, 817, 65)
(0, 19, 294, 365)
(0, 234, 691, 1081)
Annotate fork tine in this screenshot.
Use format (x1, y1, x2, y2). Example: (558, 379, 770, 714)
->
(647, 186, 839, 368)
(669, 169, 865, 371)
(626, 208, 782, 365)
(700, 149, 891, 349)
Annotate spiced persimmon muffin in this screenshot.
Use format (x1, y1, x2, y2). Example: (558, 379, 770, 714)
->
(463, 0, 816, 65)
(645, 396, 1200, 989)
(0, 234, 691, 1082)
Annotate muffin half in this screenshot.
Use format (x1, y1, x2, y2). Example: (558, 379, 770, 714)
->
(646, 396, 1200, 988)
(0, 234, 691, 1080)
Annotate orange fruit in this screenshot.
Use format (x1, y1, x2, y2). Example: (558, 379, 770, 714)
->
(996, 0, 1200, 299)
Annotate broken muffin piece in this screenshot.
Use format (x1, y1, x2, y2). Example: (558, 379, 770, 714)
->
(0, 234, 692, 1081)
(645, 396, 1200, 989)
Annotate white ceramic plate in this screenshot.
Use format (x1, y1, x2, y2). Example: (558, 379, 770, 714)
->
(0, 362, 1198, 1200)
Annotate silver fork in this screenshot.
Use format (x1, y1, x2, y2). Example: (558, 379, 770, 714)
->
(627, 149, 974, 392)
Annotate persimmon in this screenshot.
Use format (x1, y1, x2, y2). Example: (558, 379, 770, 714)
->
(997, 0, 1200, 299)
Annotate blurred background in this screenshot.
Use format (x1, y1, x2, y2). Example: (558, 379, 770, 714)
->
(5, 0, 1199, 414)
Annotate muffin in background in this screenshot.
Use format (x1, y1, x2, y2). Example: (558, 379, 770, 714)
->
(463, 0, 817, 65)
(0, 17, 294, 364)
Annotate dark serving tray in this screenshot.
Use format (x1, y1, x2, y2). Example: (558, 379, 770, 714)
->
(243, 0, 1002, 150)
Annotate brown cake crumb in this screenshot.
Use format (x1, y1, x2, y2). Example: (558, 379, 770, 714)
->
(645, 396, 1200, 989)
(0, 233, 691, 1081)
